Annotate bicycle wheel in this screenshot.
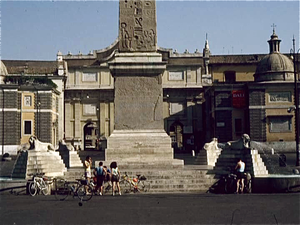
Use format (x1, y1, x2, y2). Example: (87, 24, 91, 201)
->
(121, 180, 132, 194)
(28, 182, 37, 196)
(40, 181, 50, 195)
(137, 181, 150, 192)
(77, 185, 93, 201)
(55, 184, 70, 201)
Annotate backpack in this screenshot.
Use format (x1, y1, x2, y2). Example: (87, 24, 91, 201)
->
(96, 167, 104, 176)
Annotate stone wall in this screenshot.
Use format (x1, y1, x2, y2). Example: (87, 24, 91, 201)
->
(34, 92, 53, 144)
(0, 90, 20, 146)
(249, 89, 265, 106)
(249, 109, 266, 142)
(249, 89, 266, 142)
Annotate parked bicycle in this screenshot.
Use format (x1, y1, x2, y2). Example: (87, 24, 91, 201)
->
(120, 172, 150, 193)
(207, 168, 251, 194)
(224, 168, 252, 194)
(54, 178, 93, 201)
(28, 173, 53, 196)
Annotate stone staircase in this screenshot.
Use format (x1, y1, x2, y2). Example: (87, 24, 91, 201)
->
(194, 138, 222, 167)
(58, 150, 217, 193)
(194, 149, 221, 166)
(12, 150, 67, 179)
(63, 166, 217, 193)
(58, 149, 83, 168)
(212, 148, 268, 177)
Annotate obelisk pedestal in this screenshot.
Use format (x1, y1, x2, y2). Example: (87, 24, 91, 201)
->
(104, 0, 183, 168)
(107, 53, 183, 168)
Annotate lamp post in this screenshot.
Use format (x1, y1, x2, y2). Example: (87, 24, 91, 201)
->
(290, 37, 300, 166)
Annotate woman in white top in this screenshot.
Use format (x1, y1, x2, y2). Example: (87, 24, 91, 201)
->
(110, 161, 121, 196)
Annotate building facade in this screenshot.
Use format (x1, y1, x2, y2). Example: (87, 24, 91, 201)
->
(0, 1, 299, 155)
(0, 60, 64, 154)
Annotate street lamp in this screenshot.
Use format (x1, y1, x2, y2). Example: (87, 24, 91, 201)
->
(290, 36, 300, 166)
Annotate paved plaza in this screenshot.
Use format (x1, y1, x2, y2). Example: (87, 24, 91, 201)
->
(0, 192, 299, 225)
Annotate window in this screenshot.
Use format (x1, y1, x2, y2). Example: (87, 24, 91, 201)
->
(24, 95, 32, 107)
(169, 71, 184, 81)
(82, 72, 97, 82)
(235, 118, 242, 135)
(269, 92, 291, 103)
(269, 116, 292, 133)
(170, 103, 184, 115)
(224, 71, 236, 83)
(83, 104, 96, 116)
(24, 121, 32, 135)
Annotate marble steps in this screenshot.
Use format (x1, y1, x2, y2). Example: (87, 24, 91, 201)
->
(12, 150, 67, 179)
(63, 168, 217, 193)
(58, 150, 83, 168)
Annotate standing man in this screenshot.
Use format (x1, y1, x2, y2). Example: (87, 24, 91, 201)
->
(235, 158, 245, 193)
(94, 161, 106, 195)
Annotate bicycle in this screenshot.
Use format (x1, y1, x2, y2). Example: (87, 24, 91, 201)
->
(54, 178, 93, 201)
(28, 173, 53, 196)
(224, 169, 252, 194)
(120, 172, 150, 193)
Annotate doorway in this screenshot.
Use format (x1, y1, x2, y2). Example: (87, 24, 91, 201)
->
(170, 122, 183, 152)
(83, 122, 97, 150)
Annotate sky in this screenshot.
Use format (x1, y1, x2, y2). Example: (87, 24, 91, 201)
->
(1, 0, 299, 61)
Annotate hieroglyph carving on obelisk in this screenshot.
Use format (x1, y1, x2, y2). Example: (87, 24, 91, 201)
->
(119, 0, 157, 52)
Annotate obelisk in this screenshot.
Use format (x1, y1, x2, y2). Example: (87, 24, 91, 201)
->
(106, 0, 183, 168)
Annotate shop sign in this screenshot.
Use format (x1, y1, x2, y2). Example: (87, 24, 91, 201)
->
(232, 90, 246, 108)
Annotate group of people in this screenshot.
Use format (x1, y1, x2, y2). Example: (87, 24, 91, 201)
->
(84, 156, 121, 196)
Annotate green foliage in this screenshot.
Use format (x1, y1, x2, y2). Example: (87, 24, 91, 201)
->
(3, 75, 58, 89)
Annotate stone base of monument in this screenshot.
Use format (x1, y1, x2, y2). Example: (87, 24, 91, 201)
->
(12, 150, 67, 179)
(102, 130, 184, 169)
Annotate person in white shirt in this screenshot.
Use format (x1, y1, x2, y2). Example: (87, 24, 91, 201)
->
(235, 158, 245, 194)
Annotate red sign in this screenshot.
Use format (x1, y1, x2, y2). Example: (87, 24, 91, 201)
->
(232, 90, 246, 108)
